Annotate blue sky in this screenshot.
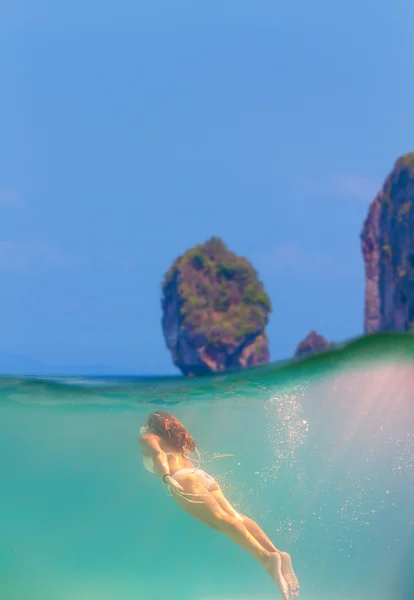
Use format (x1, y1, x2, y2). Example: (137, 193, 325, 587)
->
(0, 0, 413, 374)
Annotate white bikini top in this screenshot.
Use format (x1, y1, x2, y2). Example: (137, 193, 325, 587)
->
(142, 451, 180, 474)
(142, 455, 156, 473)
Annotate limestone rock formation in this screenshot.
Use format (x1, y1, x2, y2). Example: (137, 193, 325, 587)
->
(294, 330, 332, 358)
(161, 237, 272, 376)
(361, 153, 414, 333)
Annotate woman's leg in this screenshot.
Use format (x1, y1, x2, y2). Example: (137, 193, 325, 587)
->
(170, 473, 289, 599)
(211, 489, 280, 551)
(211, 488, 299, 598)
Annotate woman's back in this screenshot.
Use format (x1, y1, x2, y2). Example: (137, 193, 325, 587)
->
(158, 435, 195, 472)
(142, 434, 194, 475)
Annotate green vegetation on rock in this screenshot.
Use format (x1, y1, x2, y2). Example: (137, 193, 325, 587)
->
(397, 200, 412, 223)
(162, 237, 272, 346)
(396, 153, 414, 170)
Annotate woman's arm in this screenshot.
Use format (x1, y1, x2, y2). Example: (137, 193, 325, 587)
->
(139, 434, 171, 480)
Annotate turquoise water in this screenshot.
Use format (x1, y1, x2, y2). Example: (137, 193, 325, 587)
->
(1, 334, 413, 600)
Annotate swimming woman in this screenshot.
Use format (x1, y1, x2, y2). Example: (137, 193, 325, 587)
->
(139, 411, 299, 599)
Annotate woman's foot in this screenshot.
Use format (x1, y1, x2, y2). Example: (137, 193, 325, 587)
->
(280, 552, 299, 597)
(264, 552, 290, 599)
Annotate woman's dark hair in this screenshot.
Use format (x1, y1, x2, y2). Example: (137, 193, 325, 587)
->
(147, 411, 196, 453)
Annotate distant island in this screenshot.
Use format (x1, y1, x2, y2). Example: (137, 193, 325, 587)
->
(296, 153, 414, 360)
(160, 153, 414, 376)
(294, 331, 333, 358)
(161, 236, 272, 376)
(361, 153, 414, 333)
(2, 155, 413, 378)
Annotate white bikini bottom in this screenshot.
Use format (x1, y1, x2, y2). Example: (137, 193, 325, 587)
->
(173, 468, 216, 491)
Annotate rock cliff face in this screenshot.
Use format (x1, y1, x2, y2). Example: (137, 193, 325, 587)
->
(161, 237, 271, 376)
(294, 330, 332, 358)
(361, 153, 414, 333)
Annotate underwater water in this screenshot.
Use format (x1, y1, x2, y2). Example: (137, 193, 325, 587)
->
(1, 334, 414, 600)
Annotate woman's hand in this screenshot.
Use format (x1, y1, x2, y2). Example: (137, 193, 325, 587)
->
(164, 475, 184, 493)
